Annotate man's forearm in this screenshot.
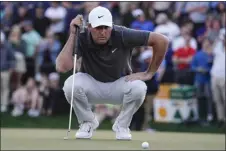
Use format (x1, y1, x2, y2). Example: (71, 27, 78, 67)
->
(56, 33, 77, 73)
(146, 33, 169, 75)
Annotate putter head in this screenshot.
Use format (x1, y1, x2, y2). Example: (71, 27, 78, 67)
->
(63, 131, 70, 140)
(63, 136, 68, 140)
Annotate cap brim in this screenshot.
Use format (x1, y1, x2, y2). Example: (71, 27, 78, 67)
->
(91, 22, 112, 28)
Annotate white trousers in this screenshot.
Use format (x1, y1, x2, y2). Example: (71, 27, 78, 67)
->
(63, 72, 147, 128)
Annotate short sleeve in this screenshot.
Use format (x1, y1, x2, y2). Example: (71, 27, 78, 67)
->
(122, 27, 150, 48)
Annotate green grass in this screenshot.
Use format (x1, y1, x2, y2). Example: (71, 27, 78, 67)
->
(1, 128, 225, 150)
(1, 112, 224, 134)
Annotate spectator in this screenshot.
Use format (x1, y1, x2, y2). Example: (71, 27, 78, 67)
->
(154, 13, 180, 41)
(8, 25, 27, 88)
(172, 25, 197, 52)
(211, 29, 225, 127)
(37, 30, 61, 75)
(1, 5, 14, 37)
(33, 4, 51, 37)
(184, 2, 209, 37)
(130, 9, 154, 31)
(44, 2, 66, 35)
(13, 4, 31, 25)
(207, 18, 221, 43)
(138, 2, 153, 20)
(11, 77, 41, 117)
(173, 33, 196, 85)
(191, 38, 214, 123)
(216, 2, 225, 14)
(21, 20, 42, 77)
(121, 2, 137, 27)
(0, 31, 15, 113)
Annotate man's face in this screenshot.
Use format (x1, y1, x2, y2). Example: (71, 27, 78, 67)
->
(202, 39, 211, 51)
(89, 25, 112, 45)
(137, 14, 145, 22)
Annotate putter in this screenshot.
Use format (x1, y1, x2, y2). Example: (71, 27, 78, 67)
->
(64, 23, 82, 140)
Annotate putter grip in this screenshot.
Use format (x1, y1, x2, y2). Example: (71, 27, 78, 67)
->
(74, 25, 80, 55)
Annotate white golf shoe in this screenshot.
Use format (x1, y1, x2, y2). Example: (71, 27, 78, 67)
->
(11, 107, 23, 117)
(112, 123, 132, 140)
(75, 118, 99, 139)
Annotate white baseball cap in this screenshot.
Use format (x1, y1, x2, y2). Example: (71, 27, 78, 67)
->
(88, 6, 113, 28)
(132, 9, 144, 18)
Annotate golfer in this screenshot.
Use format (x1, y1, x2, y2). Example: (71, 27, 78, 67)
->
(56, 6, 169, 140)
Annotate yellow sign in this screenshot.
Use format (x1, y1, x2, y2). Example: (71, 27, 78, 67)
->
(159, 106, 167, 118)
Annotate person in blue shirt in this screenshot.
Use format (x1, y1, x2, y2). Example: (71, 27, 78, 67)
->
(191, 37, 213, 123)
(130, 9, 154, 31)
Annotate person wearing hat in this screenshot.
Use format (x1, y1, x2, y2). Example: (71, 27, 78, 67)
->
(130, 9, 154, 31)
(56, 6, 169, 140)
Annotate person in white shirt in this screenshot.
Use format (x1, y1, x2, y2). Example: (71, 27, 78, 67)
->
(172, 25, 197, 52)
(211, 28, 225, 127)
(44, 2, 66, 34)
(154, 13, 180, 42)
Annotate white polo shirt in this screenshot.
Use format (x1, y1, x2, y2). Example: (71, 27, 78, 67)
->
(211, 41, 225, 79)
(45, 6, 66, 33)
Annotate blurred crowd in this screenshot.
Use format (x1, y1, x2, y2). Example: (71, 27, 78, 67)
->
(0, 2, 225, 129)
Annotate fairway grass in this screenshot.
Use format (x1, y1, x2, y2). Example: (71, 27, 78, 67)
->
(1, 128, 225, 150)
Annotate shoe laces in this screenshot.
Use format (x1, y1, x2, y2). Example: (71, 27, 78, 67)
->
(79, 122, 92, 132)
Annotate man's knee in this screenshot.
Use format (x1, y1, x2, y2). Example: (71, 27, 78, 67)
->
(127, 80, 147, 101)
(63, 74, 86, 101)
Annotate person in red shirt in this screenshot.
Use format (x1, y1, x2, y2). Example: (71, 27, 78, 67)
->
(173, 33, 196, 85)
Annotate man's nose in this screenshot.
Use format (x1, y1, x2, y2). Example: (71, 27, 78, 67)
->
(100, 28, 107, 34)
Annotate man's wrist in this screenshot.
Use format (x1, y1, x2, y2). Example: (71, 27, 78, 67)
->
(144, 71, 155, 77)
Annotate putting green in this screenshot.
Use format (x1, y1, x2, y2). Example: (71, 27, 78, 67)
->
(1, 128, 225, 150)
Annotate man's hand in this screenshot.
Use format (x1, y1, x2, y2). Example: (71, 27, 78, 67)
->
(70, 15, 83, 34)
(125, 72, 153, 82)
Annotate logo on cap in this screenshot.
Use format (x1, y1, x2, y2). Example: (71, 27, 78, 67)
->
(98, 15, 104, 18)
